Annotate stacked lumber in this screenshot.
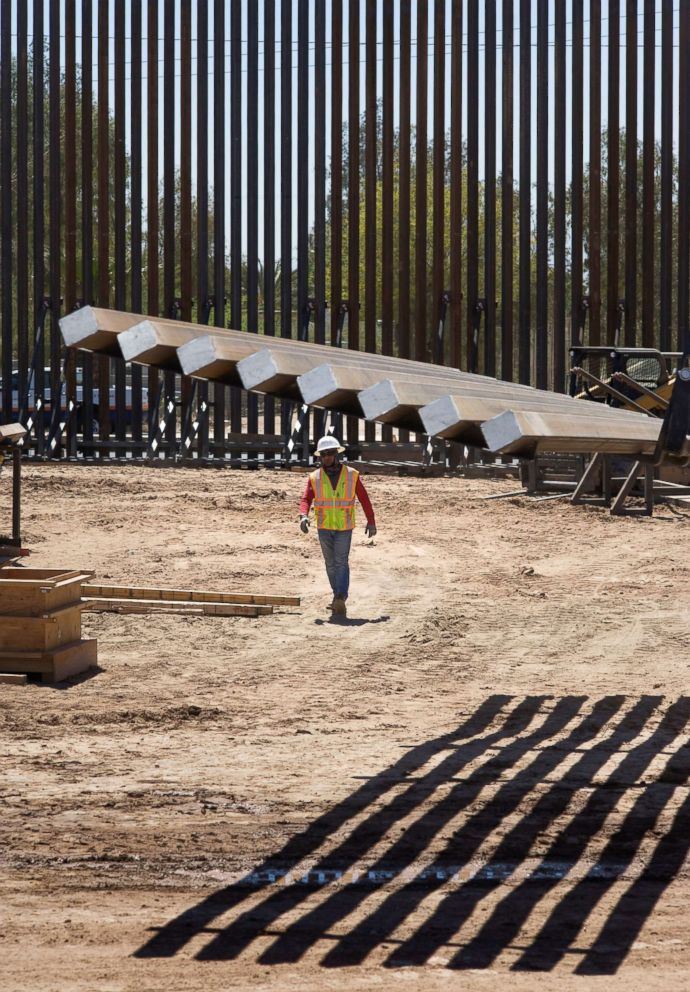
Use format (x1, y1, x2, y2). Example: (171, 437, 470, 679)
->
(0, 569, 96, 683)
(59, 307, 682, 458)
(81, 583, 300, 617)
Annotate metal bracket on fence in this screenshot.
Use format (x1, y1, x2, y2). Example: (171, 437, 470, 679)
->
(614, 298, 625, 348)
(148, 397, 176, 457)
(282, 299, 316, 464)
(422, 435, 436, 468)
(47, 302, 85, 455)
(568, 295, 591, 395)
(177, 296, 214, 459)
(179, 378, 198, 460)
(334, 300, 348, 349)
(19, 297, 51, 445)
(47, 358, 77, 454)
(150, 299, 182, 460)
(470, 298, 486, 374)
(181, 390, 210, 457)
(433, 291, 451, 366)
(323, 301, 349, 439)
(199, 296, 214, 326)
(179, 346, 212, 461)
(577, 295, 590, 346)
(301, 298, 316, 341)
(283, 402, 311, 465)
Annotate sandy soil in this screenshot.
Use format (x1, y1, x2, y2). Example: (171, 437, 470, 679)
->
(2, 460, 690, 991)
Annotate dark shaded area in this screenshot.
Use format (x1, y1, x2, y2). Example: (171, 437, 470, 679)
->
(314, 614, 391, 627)
(137, 695, 690, 972)
(136, 693, 522, 958)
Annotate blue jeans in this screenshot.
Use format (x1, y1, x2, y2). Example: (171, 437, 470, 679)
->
(318, 529, 353, 600)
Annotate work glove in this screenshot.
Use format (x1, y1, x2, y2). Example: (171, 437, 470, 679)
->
(365, 523, 377, 538)
(299, 516, 310, 534)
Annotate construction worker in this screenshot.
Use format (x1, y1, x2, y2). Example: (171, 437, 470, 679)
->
(299, 435, 376, 616)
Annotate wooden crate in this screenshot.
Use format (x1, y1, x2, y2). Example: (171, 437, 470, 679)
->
(0, 639, 98, 684)
(0, 569, 93, 616)
(0, 603, 85, 651)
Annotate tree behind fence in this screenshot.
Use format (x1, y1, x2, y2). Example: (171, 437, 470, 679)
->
(0, 1, 688, 459)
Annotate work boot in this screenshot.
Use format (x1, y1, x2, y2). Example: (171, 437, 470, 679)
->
(332, 596, 347, 616)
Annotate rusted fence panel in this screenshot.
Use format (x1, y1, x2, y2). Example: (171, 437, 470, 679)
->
(0, 1, 687, 463)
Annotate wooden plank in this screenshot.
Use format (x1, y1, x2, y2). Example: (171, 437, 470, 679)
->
(480, 410, 671, 457)
(0, 570, 92, 616)
(0, 603, 84, 651)
(81, 584, 299, 607)
(0, 568, 88, 584)
(0, 673, 28, 684)
(82, 600, 268, 617)
(0, 638, 97, 683)
(50, 639, 98, 683)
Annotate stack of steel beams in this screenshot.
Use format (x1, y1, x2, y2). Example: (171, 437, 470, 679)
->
(60, 307, 684, 459)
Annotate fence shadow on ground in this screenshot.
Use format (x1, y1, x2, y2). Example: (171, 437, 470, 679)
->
(135, 693, 690, 973)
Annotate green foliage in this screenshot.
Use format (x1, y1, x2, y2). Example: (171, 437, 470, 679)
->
(2, 61, 680, 365)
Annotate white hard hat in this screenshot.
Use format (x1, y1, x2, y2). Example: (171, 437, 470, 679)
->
(315, 435, 345, 455)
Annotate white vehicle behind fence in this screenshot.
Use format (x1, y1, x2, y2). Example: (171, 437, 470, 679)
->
(1, 368, 149, 431)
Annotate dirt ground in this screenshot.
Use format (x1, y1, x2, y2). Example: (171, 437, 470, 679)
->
(2, 460, 690, 991)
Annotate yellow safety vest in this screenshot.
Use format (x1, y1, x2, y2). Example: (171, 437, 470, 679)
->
(309, 465, 359, 531)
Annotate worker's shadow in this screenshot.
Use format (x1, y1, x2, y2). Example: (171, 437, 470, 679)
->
(315, 614, 391, 627)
